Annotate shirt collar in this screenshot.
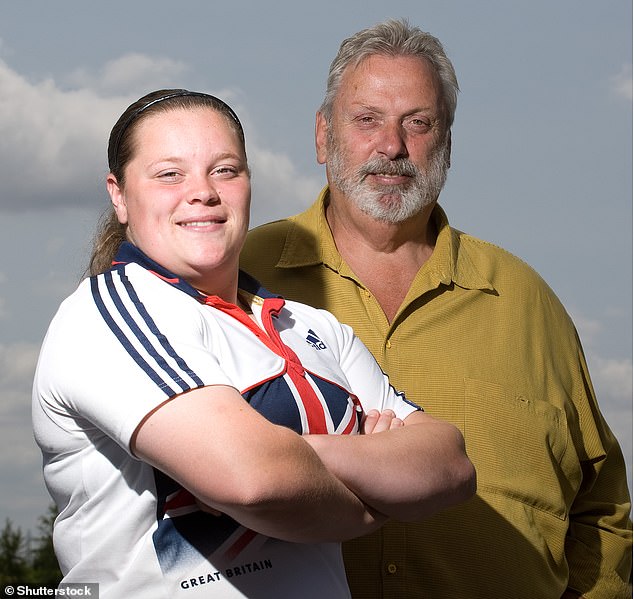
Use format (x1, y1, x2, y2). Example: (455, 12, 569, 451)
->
(276, 186, 334, 268)
(276, 186, 494, 293)
(424, 206, 495, 292)
(112, 241, 280, 300)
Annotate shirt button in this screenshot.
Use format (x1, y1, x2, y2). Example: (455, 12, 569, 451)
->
(387, 563, 397, 574)
(386, 340, 392, 349)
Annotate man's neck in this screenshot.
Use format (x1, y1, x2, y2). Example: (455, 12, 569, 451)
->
(325, 190, 437, 323)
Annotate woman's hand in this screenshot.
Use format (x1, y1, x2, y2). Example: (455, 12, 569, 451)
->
(363, 409, 404, 434)
(305, 410, 476, 522)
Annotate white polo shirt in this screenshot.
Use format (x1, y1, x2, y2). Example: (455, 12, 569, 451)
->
(32, 242, 418, 599)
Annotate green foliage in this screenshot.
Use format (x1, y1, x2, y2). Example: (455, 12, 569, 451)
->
(0, 504, 62, 587)
(0, 519, 28, 585)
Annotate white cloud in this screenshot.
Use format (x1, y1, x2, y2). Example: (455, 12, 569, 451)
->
(0, 54, 321, 218)
(611, 63, 633, 101)
(590, 357, 633, 404)
(0, 342, 50, 532)
(0, 58, 126, 212)
(588, 353, 633, 489)
(0, 273, 7, 320)
(0, 53, 219, 213)
(65, 53, 191, 96)
(248, 144, 322, 226)
(0, 342, 40, 390)
(566, 308, 632, 481)
(586, 354, 633, 441)
(568, 310, 603, 347)
(0, 36, 10, 58)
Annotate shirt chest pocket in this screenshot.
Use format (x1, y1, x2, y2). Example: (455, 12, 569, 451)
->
(464, 377, 581, 520)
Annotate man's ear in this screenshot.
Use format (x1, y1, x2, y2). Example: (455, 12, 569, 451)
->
(315, 111, 328, 165)
(444, 131, 452, 169)
(106, 174, 128, 224)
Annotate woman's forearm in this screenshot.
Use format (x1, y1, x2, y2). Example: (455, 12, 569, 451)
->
(304, 411, 476, 521)
(203, 426, 389, 542)
(133, 385, 389, 543)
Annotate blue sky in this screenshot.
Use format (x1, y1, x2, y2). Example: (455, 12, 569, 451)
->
(0, 0, 631, 534)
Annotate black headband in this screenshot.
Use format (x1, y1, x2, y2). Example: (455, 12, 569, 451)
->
(110, 90, 244, 169)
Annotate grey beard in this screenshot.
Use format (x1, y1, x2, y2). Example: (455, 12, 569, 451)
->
(327, 141, 448, 224)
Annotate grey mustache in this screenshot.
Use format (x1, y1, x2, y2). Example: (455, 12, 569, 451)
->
(358, 158, 419, 178)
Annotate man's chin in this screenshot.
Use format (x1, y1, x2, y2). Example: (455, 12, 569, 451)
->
(376, 191, 408, 206)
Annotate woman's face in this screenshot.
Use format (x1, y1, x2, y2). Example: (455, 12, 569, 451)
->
(107, 107, 251, 293)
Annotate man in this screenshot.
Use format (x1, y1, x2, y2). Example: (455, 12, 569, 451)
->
(241, 19, 632, 599)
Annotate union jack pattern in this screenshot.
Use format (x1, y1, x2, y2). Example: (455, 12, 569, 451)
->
(91, 243, 365, 573)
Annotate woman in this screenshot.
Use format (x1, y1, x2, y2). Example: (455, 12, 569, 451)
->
(32, 89, 475, 598)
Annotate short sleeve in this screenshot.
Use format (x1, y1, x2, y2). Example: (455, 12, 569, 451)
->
(33, 268, 233, 453)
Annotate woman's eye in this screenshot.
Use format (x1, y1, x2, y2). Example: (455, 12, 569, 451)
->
(213, 166, 238, 176)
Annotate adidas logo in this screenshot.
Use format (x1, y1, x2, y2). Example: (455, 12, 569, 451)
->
(306, 329, 327, 350)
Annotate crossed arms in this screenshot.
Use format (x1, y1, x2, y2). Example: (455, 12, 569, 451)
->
(131, 384, 476, 543)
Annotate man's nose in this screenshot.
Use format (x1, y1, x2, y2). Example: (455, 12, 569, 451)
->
(375, 120, 408, 160)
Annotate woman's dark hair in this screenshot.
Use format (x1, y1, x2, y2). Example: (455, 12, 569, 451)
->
(108, 89, 245, 184)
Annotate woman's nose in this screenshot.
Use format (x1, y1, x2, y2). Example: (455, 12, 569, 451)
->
(188, 175, 220, 204)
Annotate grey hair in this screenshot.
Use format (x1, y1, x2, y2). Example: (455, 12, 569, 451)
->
(319, 18, 459, 128)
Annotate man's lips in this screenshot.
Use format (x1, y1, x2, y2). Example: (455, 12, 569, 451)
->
(365, 172, 412, 185)
(359, 157, 419, 182)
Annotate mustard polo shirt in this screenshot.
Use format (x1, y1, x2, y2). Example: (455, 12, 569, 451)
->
(241, 187, 632, 599)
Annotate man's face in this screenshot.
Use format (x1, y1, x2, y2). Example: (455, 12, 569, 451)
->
(316, 54, 450, 223)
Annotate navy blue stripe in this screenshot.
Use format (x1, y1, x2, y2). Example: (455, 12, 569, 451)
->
(117, 269, 204, 388)
(310, 373, 350, 428)
(104, 271, 190, 392)
(91, 274, 175, 396)
(244, 377, 303, 433)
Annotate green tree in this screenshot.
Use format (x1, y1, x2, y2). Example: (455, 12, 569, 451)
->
(28, 503, 62, 586)
(0, 518, 28, 585)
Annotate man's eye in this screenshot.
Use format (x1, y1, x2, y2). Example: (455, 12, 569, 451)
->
(358, 116, 376, 124)
(353, 115, 379, 129)
(407, 118, 433, 132)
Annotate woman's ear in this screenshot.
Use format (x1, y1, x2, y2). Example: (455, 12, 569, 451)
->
(106, 174, 128, 224)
